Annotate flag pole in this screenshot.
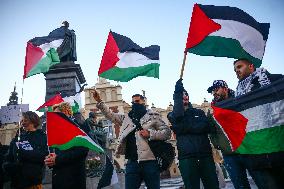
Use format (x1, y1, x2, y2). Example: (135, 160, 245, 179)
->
(180, 52, 188, 79)
(17, 79, 25, 146)
(45, 111, 51, 154)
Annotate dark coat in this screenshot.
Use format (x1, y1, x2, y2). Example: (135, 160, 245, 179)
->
(52, 146, 89, 189)
(168, 79, 214, 160)
(51, 119, 89, 189)
(2, 129, 48, 189)
(0, 144, 9, 189)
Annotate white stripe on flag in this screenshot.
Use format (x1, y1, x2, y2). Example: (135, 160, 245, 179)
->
(39, 39, 64, 55)
(116, 52, 159, 68)
(210, 19, 266, 59)
(241, 100, 284, 132)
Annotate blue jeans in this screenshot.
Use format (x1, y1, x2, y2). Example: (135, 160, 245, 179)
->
(223, 155, 251, 189)
(125, 160, 160, 189)
(224, 154, 281, 189)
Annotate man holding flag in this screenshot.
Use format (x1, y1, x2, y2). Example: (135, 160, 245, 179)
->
(208, 80, 263, 189)
(232, 58, 284, 188)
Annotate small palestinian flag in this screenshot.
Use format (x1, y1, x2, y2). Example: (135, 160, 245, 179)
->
(37, 93, 81, 113)
(47, 112, 104, 152)
(185, 4, 270, 67)
(36, 94, 64, 112)
(98, 31, 160, 82)
(212, 78, 284, 154)
(24, 26, 69, 79)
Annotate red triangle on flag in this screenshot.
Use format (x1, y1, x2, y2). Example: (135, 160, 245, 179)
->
(24, 42, 44, 79)
(36, 94, 64, 111)
(98, 31, 120, 75)
(47, 112, 87, 146)
(185, 4, 221, 49)
(212, 106, 247, 151)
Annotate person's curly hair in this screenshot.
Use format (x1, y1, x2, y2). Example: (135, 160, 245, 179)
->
(22, 111, 41, 128)
(53, 102, 73, 117)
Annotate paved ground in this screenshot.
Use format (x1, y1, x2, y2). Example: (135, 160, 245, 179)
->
(42, 172, 258, 189)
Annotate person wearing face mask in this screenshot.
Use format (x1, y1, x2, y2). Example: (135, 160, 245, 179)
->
(91, 89, 171, 189)
(167, 79, 219, 189)
(3, 111, 48, 189)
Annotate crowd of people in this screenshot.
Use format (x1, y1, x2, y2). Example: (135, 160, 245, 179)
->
(0, 58, 284, 189)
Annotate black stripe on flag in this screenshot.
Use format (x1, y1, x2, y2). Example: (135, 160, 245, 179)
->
(110, 31, 160, 60)
(198, 4, 270, 40)
(215, 77, 284, 112)
(29, 26, 66, 46)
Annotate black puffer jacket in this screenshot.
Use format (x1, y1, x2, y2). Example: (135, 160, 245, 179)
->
(168, 79, 213, 160)
(3, 129, 48, 189)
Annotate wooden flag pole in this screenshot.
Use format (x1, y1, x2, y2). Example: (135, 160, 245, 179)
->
(180, 52, 187, 79)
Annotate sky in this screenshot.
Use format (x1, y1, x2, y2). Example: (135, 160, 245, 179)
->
(1, 0, 284, 112)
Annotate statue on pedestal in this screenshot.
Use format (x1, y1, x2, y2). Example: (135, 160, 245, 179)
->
(49, 21, 77, 62)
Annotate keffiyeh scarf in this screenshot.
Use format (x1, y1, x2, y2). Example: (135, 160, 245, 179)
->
(235, 68, 271, 97)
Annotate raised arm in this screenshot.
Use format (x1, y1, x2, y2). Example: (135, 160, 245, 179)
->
(91, 89, 124, 125)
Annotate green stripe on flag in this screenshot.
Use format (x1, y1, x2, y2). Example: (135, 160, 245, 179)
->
(51, 136, 104, 153)
(27, 48, 60, 77)
(38, 106, 53, 112)
(236, 125, 284, 154)
(72, 100, 80, 113)
(188, 36, 262, 68)
(99, 63, 159, 82)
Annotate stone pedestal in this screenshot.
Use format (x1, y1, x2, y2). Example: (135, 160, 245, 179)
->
(44, 61, 86, 100)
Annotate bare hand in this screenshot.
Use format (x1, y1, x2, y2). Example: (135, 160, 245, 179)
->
(44, 153, 57, 167)
(90, 89, 102, 102)
(139, 129, 150, 139)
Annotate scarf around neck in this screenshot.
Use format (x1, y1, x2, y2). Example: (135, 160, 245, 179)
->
(235, 68, 271, 97)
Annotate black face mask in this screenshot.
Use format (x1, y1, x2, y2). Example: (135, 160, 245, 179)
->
(131, 103, 146, 116)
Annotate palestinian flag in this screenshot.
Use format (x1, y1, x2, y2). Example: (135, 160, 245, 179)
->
(185, 4, 270, 68)
(62, 93, 81, 113)
(98, 31, 160, 82)
(212, 78, 284, 154)
(47, 112, 104, 152)
(36, 94, 64, 112)
(37, 93, 82, 113)
(24, 26, 69, 79)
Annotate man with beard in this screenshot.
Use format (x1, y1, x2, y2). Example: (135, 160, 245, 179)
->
(233, 58, 284, 189)
(167, 79, 219, 189)
(91, 89, 171, 189)
(207, 80, 235, 104)
(208, 80, 259, 189)
(234, 58, 283, 97)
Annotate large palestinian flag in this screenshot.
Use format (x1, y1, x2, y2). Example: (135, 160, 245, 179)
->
(212, 78, 284, 154)
(47, 112, 104, 152)
(185, 4, 270, 68)
(24, 26, 70, 79)
(98, 31, 160, 82)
